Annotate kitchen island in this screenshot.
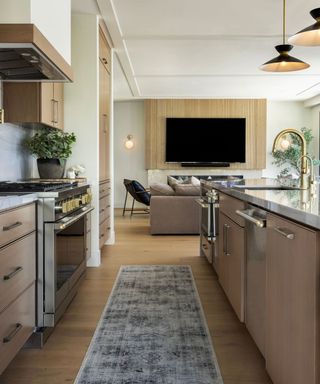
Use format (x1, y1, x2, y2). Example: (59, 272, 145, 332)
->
(201, 178, 320, 384)
(204, 177, 320, 229)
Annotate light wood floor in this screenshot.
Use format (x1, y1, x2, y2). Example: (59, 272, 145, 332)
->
(0, 210, 272, 384)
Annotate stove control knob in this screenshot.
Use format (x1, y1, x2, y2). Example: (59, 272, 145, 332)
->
(62, 201, 68, 213)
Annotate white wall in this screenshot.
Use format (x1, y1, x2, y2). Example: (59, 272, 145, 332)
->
(263, 100, 313, 178)
(310, 105, 320, 161)
(0, 0, 71, 63)
(31, 0, 71, 63)
(114, 100, 314, 191)
(0, 0, 30, 22)
(114, 101, 147, 208)
(64, 14, 100, 266)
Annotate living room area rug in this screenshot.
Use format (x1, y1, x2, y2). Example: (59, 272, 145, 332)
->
(75, 265, 223, 384)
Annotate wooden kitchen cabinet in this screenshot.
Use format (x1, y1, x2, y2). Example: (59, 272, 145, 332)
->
(0, 203, 36, 375)
(99, 27, 111, 182)
(99, 28, 111, 73)
(3, 82, 64, 130)
(266, 213, 319, 384)
(98, 25, 112, 248)
(99, 180, 111, 248)
(99, 60, 110, 181)
(219, 210, 245, 322)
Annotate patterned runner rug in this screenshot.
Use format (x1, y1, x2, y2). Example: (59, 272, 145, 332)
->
(75, 265, 223, 384)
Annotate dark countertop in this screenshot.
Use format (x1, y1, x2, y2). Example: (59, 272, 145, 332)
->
(202, 178, 320, 229)
(0, 194, 38, 213)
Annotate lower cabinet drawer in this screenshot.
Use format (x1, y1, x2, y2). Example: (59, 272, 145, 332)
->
(0, 233, 36, 313)
(0, 204, 36, 248)
(0, 283, 35, 375)
(99, 196, 110, 224)
(99, 180, 110, 197)
(201, 234, 212, 264)
(219, 193, 245, 227)
(99, 218, 110, 248)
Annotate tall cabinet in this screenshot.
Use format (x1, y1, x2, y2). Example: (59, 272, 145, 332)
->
(98, 26, 111, 248)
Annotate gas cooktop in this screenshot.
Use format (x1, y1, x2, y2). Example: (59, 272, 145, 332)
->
(0, 180, 78, 192)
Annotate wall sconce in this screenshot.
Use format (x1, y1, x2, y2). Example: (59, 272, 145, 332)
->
(124, 134, 134, 149)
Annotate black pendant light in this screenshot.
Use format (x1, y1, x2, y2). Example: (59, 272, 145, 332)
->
(260, 0, 310, 72)
(289, 8, 320, 46)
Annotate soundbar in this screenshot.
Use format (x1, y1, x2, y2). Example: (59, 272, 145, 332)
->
(181, 162, 230, 167)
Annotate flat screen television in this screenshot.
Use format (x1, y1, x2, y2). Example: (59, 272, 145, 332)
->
(165, 118, 246, 163)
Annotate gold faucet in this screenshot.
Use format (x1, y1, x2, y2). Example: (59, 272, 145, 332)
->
(272, 128, 311, 189)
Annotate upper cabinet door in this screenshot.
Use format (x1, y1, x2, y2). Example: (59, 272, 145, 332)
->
(3, 82, 64, 130)
(99, 28, 111, 73)
(53, 83, 64, 130)
(99, 27, 111, 182)
(40, 83, 55, 127)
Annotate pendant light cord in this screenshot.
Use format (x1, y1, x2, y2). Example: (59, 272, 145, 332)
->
(283, 0, 286, 44)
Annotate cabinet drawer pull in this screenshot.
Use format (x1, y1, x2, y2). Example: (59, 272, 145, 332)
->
(273, 227, 295, 240)
(3, 323, 22, 343)
(223, 223, 230, 255)
(99, 209, 105, 213)
(3, 266, 23, 281)
(54, 100, 59, 124)
(225, 224, 230, 255)
(51, 98, 55, 123)
(3, 221, 22, 231)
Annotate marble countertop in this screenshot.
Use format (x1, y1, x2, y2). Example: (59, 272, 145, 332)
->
(0, 194, 38, 213)
(203, 178, 320, 229)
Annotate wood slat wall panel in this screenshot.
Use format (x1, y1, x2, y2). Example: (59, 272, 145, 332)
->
(145, 99, 266, 170)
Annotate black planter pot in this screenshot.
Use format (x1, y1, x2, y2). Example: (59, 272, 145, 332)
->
(37, 158, 66, 179)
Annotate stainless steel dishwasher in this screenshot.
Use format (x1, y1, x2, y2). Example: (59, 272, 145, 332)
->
(236, 205, 267, 356)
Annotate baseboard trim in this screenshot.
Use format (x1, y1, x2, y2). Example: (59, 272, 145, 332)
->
(86, 249, 101, 267)
(105, 230, 115, 245)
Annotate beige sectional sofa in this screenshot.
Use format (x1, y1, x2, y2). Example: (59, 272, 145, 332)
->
(149, 176, 201, 235)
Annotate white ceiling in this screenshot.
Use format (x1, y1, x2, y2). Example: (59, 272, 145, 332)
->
(74, 0, 320, 101)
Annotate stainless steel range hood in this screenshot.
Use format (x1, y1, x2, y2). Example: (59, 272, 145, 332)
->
(0, 24, 73, 82)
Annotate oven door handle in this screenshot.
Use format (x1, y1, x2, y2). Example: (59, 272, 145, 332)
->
(54, 207, 94, 230)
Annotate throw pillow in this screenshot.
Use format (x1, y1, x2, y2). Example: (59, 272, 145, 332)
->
(150, 182, 175, 196)
(191, 176, 201, 186)
(131, 180, 150, 205)
(168, 176, 191, 187)
(167, 176, 181, 187)
(174, 184, 200, 196)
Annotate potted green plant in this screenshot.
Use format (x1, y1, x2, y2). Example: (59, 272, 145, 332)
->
(24, 127, 76, 179)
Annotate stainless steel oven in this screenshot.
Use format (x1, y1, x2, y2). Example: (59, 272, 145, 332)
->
(43, 205, 93, 327)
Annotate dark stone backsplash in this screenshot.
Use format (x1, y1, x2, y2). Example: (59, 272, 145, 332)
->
(0, 123, 35, 181)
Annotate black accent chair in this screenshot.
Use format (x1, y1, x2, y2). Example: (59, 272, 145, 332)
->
(122, 179, 151, 216)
